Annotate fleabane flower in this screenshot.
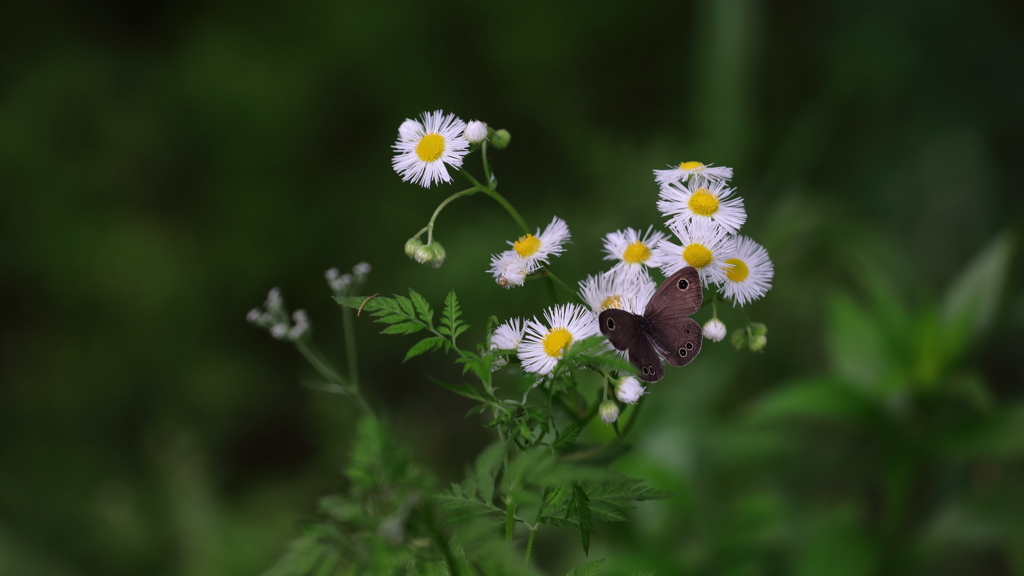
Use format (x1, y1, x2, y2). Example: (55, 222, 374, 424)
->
(703, 318, 727, 342)
(718, 235, 774, 306)
(506, 216, 571, 271)
(654, 161, 733, 188)
(657, 180, 746, 235)
(601, 226, 666, 282)
(653, 218, 735, 286)
(464, 120, 488, 143)
(616, 376, 646, 404)
(490, 318, 525, 369)
(488, 251, 529, 288)
(391, 110, 470, 188)
(518, 304, 599, 376)
(579, 270, 656, 316)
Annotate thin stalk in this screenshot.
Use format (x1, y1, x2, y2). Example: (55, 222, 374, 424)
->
(505, 497, 515, 541)
(525, 528, 537, 562)
(427, 186, 480, 245)
(460, 169, 530, 234)
(341, 303, 358, 387)
(296, 341, 371, 415)
(482, 140, 492, 184)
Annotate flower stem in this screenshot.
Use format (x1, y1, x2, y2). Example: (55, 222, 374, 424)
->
(505, 497, 516, 541)
(427, 186, 480, 245)
(341, 302, 358, 388)
(482, 140, 492, 184)
(460, 169, 530, 235)
(296, 341, 371, 415)
(525, 527, 537, 562)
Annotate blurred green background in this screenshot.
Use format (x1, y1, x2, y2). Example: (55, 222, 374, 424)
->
(2, 0, 1023, 574)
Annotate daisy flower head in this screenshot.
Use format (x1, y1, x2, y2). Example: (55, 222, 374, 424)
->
(579, 269, 656, 316)
(653, 218, 735, 286)
(657, 180, 747, 235)
(488, 251, 529, 288)
(507, 216, 571, 272)
(654, 161, 733, 188)
(490, 317, 525, 369)
(718, 235, 774, 306)
(601, 226, 666, 282)
(616, 376, 646, 404)
(391, 110, 470, 188)
(518, 303, 600, 376)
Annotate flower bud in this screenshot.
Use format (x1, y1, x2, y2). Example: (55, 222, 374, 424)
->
(749, 322, 768, 337)
(405, 237, 424, 259)
(615, 376, 646, 404)
(749, 334, 768, 352)
(492, 129, 511, 149)
(246, 308, 261, 323)
(413, 245, 433, 264)
(398, 118, 421, 142)
(730, 329, 748, 351)
(428, 241, 446, 268)
(464, 120, 488, 143)
(353, 262, 372, 275)
(599, 400, 620, 424)
(703, 318, 727, 342)
(270, 324, 288, 340)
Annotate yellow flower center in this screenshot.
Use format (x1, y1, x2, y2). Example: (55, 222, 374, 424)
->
(415, 133, 445, 162)
(724, 258, 749, 282)
(513, 234, 541, 257)
(682, 244, 713, 269)
(678, 161, 704, 171)
(622, 241, 651, 264)
(600, 295, 623, 311)
(542, 327, 573, 358)
(687, 188, 719, 217)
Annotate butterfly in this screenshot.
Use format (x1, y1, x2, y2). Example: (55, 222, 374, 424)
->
(598, 266, 703, 383)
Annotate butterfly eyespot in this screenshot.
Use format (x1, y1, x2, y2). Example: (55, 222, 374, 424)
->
(685, 342, 694, 350)
(647, 365, 655, 373)
(685, 329, 691, 334)
(605, 317, 615, 330)
(641, 366, 649, 375)
(677, 278, 689, 290)
(678, 348, 687, 357)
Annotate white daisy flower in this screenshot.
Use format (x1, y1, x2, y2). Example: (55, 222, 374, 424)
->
(518, 304, 599, 376)
(579, 270, 656, 315)
(653, 161, 733, 188)
(488, 251, 529, 288)
(506, 216, 571, 272)
(601, 226, 666, 282)
(657, 180, 746, 235)
(703, 318, 727, 342)
(464, 120, 488, 143)
(391, 110, 470, 188)
(653, 218, 735, 286)
(718, 235, 774, 306)
(490, 317, 525, 369)
(616, 376, 646, 404)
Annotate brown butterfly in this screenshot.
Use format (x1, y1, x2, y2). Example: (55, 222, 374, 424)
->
(599, 266, 703, 383)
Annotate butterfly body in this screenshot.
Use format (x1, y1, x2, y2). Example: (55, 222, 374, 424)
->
(599, 267, 704, 383)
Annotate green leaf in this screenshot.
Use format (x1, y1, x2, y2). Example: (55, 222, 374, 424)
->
(429, 377, 484, 403)
(554, 423, 583, 450)
(475, 442, 507, 506)
(942, 232, 1014, 346)
(826, 293, 893, 390)
(404, 336, 446, 362)
(380, 321, 425, 335)
(566, 558, 604, 576)
(743, 378, 879, 426)
(541, 516, 579, 529)
(441, 290, 468, 344)
(408, 288, 435, 326)
(574, 484, 592, 556)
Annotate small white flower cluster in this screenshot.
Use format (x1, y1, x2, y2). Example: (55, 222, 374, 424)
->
(247, 287, 311, 342)
(488, 216, 571, 288)
(392, 110, 490, 188)
(649, 161, 774, 307)
(326, 262, 372, 297)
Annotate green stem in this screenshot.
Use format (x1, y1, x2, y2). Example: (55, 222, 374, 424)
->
(461, 169, 530, 234)
(505, 497, 515, 541)
(525, 528, 536, 562)
(427, 186, 480, 245)
(482, 140, 492, 184)
(296, 341, 371, 415)
(341, 303, 358, 387)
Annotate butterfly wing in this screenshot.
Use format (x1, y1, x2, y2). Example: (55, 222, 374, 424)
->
(643, 266, 704, 369)
(598, 309, 665, 383)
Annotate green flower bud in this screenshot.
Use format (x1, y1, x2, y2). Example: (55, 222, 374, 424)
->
(749, 322, 768, 337)
(599, 400, 620, 424)
(428, 241, 446, 268)
(492, 129, 511, 149)
(730, 329, 748, 351)
(405, 236, 424, 259)
(413, 245, 433, 265)
(749, 334, 768, 352)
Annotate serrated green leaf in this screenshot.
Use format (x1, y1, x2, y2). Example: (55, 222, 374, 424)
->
(404, 336, 446, 362)
(566, 558, 604, 576)
(394, 295, 415, 317)
(408, 288, 434, 326)
(574, 484, 592, 556)
(541, 516, 579, 529)
(380, 322, 425, 335)
(333, 295, 368, 308)
(554, 423, 582, 450)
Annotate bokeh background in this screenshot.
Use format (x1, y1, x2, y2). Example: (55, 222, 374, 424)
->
(2, 0, 1024, 574)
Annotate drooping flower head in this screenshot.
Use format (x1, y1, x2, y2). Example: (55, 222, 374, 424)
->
(653, 218, 735, 286)
(601, 226, 666, 282)
(657, 180, 746, 235)
(518, 304, 599, 376)
(653, 161, 733, 188)
(718, 235, 774, 306)
(392, 110, 470, 188)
